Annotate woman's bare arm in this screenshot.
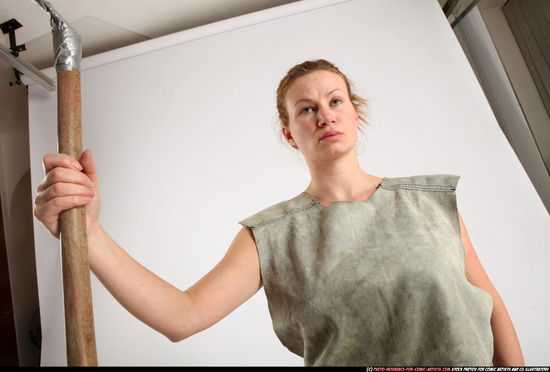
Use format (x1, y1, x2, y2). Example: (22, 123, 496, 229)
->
(35, 151, 262, 342)
(459, 214, 524, 366)
(88, 224, 261, 342)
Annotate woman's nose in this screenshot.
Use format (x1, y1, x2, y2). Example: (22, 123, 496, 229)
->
(316, 106, 334, 127)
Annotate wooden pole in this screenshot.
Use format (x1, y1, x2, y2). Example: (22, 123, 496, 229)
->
(32, 0, 98, 365)
(57, 68, 98, 366)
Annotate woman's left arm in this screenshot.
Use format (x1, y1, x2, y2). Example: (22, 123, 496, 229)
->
(459, 213, 524, 366)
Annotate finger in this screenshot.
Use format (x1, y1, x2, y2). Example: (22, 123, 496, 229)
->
(79, 149, 99, 186)
(34, 195, 93, 237)
(34, 195, 93, 222)
(33, 203, 60, 238)
(35, 182, 95, 207)
(37, 166, 94, 193)
(43, 153, 83, 174)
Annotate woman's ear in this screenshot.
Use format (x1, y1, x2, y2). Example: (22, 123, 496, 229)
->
(282, 126, 298, 149)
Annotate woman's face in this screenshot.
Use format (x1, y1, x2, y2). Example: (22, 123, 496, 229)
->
(282, 70, 359, 163)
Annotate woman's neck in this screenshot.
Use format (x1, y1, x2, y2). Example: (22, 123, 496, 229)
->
(304, 153, 382, 206)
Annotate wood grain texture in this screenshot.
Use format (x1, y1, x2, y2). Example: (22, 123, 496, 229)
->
(57, 69, 98, 366)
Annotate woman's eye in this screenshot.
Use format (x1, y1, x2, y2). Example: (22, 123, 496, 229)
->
(301, 106, 314, 114)
(331, 98, 342, 105)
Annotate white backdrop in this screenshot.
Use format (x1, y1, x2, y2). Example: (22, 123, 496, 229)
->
(28, 0, 550, 366)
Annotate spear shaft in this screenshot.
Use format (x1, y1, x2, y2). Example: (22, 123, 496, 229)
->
(34, 0, 98, 365)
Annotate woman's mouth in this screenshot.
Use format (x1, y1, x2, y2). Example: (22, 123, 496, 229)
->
(319, 130, 343, 142)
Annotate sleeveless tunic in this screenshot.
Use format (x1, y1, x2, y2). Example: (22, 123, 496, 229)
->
(240, 175, 494, 366)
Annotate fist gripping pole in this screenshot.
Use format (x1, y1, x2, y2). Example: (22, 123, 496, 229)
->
(33, 0, 98, 366)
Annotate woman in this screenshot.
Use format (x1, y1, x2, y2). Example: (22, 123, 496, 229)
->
(34, 59, 523, 366)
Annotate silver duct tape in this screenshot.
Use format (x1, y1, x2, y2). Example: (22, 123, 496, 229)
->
(33, 0, 81, 73)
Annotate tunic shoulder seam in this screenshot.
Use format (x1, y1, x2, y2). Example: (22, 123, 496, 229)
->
(246, 198, 317, 229)
(378, 183, 456, 192)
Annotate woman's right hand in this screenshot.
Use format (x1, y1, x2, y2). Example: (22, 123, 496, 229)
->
(34, 149, 101, 238)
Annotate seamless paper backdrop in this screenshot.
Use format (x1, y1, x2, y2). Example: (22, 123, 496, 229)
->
(28, 0, 549, 366)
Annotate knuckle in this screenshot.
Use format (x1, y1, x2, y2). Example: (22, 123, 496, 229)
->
(51, 183, 63, 195)
(50, 167, 61, 177)
(48, 167, 64, 182)
(42, 153, 55, 169)
(33, 207, 40, 219)
(33, 205, 47, 222)
(51, 197, 64, 209)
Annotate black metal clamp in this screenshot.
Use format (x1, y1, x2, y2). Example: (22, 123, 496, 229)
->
(1, 18, 27, 86)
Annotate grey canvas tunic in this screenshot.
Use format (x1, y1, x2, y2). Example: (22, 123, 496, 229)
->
(240, 175, 494, 366)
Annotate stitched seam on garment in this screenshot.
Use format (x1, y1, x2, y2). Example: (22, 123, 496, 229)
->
(378, 184, 456, 192)
(249, 199, 317, 229)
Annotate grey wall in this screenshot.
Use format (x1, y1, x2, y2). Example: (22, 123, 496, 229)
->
(27, 0, 550, 366)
